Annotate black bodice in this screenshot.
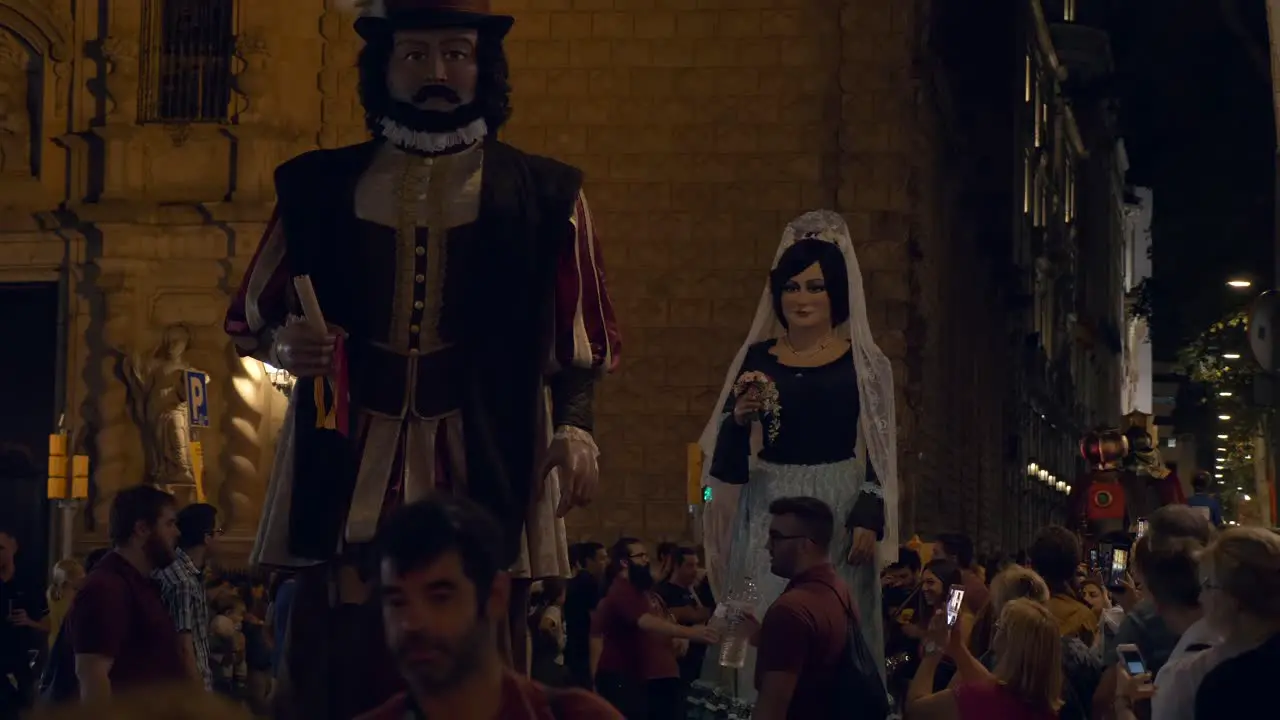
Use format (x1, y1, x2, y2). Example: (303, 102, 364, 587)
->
(733, 340, 862, 466)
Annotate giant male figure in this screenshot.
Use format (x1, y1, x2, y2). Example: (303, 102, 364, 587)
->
(224, 1, 619, 716)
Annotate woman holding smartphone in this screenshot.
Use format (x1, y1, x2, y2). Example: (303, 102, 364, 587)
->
(906, 598, 1061, 720)
(900, 560, 975, 695)
(905, 561, 975, 648)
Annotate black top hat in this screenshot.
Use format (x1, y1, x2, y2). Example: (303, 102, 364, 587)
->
(354, 0, 515, 40)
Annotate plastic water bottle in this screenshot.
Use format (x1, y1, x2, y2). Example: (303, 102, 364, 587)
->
(718, 577, 759, 668)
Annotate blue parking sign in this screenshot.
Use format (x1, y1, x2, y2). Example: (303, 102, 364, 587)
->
(186, 371, 209, 428)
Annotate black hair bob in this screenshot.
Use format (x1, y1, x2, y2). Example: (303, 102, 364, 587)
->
(356, 28, 513, 138)
(768, 237, 850, 329)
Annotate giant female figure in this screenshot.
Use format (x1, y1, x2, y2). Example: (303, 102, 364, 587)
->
(700, 210, 899, 687)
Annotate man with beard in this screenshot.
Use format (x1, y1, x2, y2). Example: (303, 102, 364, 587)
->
(591, 539, 718, 719)
(67, 485, 185, 701)
(225, 0, 619, 716)
(357, 497, 622, 720)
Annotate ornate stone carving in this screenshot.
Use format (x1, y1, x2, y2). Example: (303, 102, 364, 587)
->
(219, 348, 284, 534)
(100, 35, 139, 122)
(232, 35, 270, 119)
(0, 29, 33, 176)
(119, 324, 204, 496)
(51, 58, 68, 115)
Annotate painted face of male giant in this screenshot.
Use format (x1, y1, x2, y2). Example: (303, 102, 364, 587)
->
(358, 15, 508, 147)
(387, 28, 479, 113)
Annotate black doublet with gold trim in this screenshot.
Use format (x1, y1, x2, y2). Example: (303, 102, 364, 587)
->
(273, 138, 584, 572)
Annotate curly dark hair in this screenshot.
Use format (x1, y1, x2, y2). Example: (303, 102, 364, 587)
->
(1028, 525, 1082, 591)
(357, 30, 512, 138)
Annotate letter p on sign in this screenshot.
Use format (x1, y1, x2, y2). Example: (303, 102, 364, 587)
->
(187, 371, 210, 428)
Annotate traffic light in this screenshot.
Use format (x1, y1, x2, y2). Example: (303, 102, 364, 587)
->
(686, 443, 703, 504)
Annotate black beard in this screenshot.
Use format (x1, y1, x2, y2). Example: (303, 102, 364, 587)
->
(371, 98, 485, 136)
(398, 613, 490, 693)
(628, 563, 654, 591)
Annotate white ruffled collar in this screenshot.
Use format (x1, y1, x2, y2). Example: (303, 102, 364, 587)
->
(374, 116, 489, 156)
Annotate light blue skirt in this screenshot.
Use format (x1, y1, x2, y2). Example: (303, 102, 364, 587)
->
(718, 456, 884, 699)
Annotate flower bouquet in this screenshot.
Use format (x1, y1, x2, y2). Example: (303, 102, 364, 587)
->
(732, 370, 781, 443)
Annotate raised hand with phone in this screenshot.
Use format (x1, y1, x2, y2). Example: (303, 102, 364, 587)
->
(1114, 643, 1156, 717)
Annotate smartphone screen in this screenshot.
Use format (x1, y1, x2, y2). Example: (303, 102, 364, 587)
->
(1088, 548, 1100, 573)
(946, 585, 965, 627)
(1117, 645, 1147, 676)
(1109, 548, 1129, 587)
(1136, 518, 1149, 538)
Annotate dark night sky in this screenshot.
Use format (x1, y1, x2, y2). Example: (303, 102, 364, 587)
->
(1109, 0, 1275, 358)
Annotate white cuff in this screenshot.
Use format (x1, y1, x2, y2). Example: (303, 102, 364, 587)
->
(554, 425, 599, 459)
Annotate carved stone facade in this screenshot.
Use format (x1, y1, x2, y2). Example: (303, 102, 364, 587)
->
(0, 0, 951, 556)
(0, 0, 323, 554)
(4, 0, 1109, 560)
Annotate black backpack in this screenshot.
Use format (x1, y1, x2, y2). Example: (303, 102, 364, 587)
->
(813, 579, 892, 719)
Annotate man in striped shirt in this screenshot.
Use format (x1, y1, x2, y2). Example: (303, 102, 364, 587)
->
(155, 503, 221, 691)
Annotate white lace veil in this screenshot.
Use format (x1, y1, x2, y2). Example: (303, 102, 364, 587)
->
(698, 210, 899, 598)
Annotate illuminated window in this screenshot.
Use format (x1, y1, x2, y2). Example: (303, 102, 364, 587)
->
(140, 0, 235, 123)
(1034, 84, 1042, 147)
(1025, 54, 1032, 103)
(1064, 155, 1075, 222)
(1068, 171, 1076, 222)
(1033, 166, 1045, 228)
(1024, 152, 1032, 214)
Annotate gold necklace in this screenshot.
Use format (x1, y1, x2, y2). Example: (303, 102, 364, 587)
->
(784, 334, 833, 357)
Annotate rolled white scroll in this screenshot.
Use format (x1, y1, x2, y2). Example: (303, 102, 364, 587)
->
(292, 275, 327, 334)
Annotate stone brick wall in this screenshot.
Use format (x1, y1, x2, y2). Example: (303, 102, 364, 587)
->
(489, 0, 842, 543)
(0, 0, 1049, 557)
(486, 0, 1015, 547)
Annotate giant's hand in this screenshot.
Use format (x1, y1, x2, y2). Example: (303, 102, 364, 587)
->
(846, 526, 877, 566)
(541, 426, 600, 518)
(272, 321, 343, 377)
(731, 393, 762, 426)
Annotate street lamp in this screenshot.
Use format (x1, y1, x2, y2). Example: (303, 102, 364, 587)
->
(1228, 279, 1253, 288)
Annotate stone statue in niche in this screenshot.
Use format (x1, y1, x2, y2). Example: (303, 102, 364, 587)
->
(120, 324, 205, 497)
(0, 29, 33, 176)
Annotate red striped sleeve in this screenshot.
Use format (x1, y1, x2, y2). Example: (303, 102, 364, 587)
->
(552, 191, 620, 373)
(225, 207, 291, 356)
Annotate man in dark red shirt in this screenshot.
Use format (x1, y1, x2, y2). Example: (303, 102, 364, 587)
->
(742, 496, 854, 720)
(68, 484, 187, 701)
(357, 497, 622, 720)
(591, 538, 717, 719)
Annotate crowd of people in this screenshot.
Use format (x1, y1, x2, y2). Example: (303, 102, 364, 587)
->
(4, 483, 1280, 720)
(1, 488, 292, 720)
(878, 507, 1280, 720)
